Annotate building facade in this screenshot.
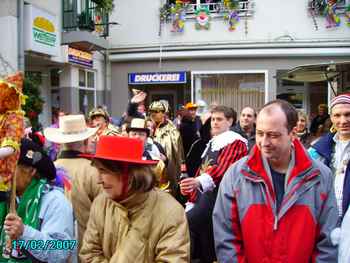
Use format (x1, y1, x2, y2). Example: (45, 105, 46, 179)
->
(108, 0, 350, 117)
(0, 0, 109, 127)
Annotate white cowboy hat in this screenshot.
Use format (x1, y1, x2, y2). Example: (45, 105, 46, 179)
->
(44, 115, 98, 144)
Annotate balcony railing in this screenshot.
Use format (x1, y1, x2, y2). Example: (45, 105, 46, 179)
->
(186, 1, 254, 17)
(62, 0, 110, 38)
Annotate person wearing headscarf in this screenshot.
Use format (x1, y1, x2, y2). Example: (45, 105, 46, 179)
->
(80, 136, 190, 262)
(0, 139, 74, 262)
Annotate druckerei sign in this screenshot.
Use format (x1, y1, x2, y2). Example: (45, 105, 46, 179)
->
(128, 72, 187, 85)
(24, 5, 59, 56)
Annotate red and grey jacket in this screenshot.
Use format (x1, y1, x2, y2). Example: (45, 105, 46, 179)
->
(213, 139, 338, 263)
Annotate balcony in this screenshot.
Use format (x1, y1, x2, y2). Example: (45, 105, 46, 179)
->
(185, 1, 254, 18)
(62, 0, 109, 51)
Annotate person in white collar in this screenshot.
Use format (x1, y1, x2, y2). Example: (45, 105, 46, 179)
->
(180, 105, 248, 263)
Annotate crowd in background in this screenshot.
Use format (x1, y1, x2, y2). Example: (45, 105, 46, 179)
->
(6, 90, 350, 263)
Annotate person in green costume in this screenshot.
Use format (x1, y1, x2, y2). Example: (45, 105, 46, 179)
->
(0, 138, 75, 262)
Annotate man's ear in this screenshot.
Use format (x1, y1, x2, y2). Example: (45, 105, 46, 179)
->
(228, 118, 234, 127)
(30, 167, 37, 177)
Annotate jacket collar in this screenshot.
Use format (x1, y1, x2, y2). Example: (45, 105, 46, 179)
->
(246, 139, 313, 186)
(312, 132, 336, 165)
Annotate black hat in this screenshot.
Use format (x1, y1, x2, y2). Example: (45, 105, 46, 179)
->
(18, 138, 56, 180)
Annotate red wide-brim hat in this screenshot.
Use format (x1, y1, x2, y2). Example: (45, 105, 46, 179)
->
(93, 136, 158, 165)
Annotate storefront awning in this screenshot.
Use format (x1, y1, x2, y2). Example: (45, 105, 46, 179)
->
(280, 61, 350, 83)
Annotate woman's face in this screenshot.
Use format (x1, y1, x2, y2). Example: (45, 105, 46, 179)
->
(96, 163, 125, 201)
(296, 116, 307, 132)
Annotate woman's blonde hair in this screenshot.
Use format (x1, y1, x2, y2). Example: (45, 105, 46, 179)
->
(297, 110, 309, 124)
(92, 158, 156, 193)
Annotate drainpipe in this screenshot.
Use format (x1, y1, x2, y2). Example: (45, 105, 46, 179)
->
(17, 0, 25, 72)
(104, 49, 111, 112)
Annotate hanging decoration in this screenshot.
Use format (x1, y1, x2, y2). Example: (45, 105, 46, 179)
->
(195, 6, 211, 30)
(308, 0, 341, 30)
(345, 4, 350, 26)
(159, 3, 170, 36)
(223, 0, 240, 31)
(170, 4, 186, 32)
(325, 0, 341, 28)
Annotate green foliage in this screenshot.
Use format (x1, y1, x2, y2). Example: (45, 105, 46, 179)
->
(23, 74, 44, 131)
(91, 0, 114, 14)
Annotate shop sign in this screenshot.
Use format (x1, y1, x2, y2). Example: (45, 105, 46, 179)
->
(128, 72, 187, 85)
(68, 47, 93, 68)
(24, 5, 59, 56)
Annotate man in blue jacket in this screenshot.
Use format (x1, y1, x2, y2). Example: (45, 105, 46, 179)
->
(309, 93, 350, 221)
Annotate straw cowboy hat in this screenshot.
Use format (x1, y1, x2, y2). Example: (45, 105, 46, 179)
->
(94, 136, 158, 165)
(126, 118, 150, 136)
(44, 115, 98, 144)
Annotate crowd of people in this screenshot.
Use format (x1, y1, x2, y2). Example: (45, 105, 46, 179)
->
(1, 88, 350, 263)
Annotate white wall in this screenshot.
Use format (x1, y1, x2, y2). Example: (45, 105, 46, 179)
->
(109, 0, 350, 48)
(0, 16, 18, 73)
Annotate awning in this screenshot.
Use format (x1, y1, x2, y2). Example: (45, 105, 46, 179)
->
(280, 61, 350, 83)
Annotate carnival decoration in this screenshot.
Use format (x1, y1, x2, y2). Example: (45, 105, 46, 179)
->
(308, 0, 341, 30)
(195, 6, 211, 30)
(345, 4, 350, 26)
(170, 4, 186, 32)
(223, 0, 240, 31)
(325, 0, 340, 28)
(0, 72, 25, 198)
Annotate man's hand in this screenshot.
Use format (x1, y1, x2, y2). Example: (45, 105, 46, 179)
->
(131, 91, 147, 104)
(179, 178, 200, 196)
(4, 213, 24, 239)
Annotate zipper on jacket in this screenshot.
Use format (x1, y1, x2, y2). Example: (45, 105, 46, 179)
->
(243, 169, 279, 230)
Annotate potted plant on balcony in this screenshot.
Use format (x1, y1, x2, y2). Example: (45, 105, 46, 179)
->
(91, 0, 114, 14)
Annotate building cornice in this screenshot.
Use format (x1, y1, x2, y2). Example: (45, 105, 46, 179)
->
(109, 40, 350, 62)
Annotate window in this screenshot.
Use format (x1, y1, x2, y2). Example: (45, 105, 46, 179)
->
(193, 72, 266, 115)
(78, 69, 96, 115)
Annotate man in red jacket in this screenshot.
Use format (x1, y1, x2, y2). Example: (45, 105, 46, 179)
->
(213, 100, 338, 263)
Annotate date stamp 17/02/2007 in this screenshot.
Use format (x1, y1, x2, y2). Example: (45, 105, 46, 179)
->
(12, 240, 77, 251)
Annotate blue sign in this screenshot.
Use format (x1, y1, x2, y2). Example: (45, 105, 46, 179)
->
(128, 72, 187, 85)
(68, 47, 93, 68)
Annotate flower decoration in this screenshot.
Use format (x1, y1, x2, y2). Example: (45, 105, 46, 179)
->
(195, 6, 211, 30)
(223, 0, 240, 31)
(170, 5, 186, 33)
(325, 0, 340, 28)
(345, 4, 350, 26)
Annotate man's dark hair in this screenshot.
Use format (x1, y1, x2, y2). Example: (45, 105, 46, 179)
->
(211, 105, 237, 124)
(261, 99, 298, 132)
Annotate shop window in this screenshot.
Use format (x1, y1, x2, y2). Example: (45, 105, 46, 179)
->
(78, 69, 96, 115)
(193, 72, 265, 115)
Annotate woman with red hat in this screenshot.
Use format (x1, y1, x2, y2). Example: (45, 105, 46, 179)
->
(80, 136, 190, 262)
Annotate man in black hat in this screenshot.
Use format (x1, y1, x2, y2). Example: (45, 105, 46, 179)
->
(0, 139, 75, 262)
